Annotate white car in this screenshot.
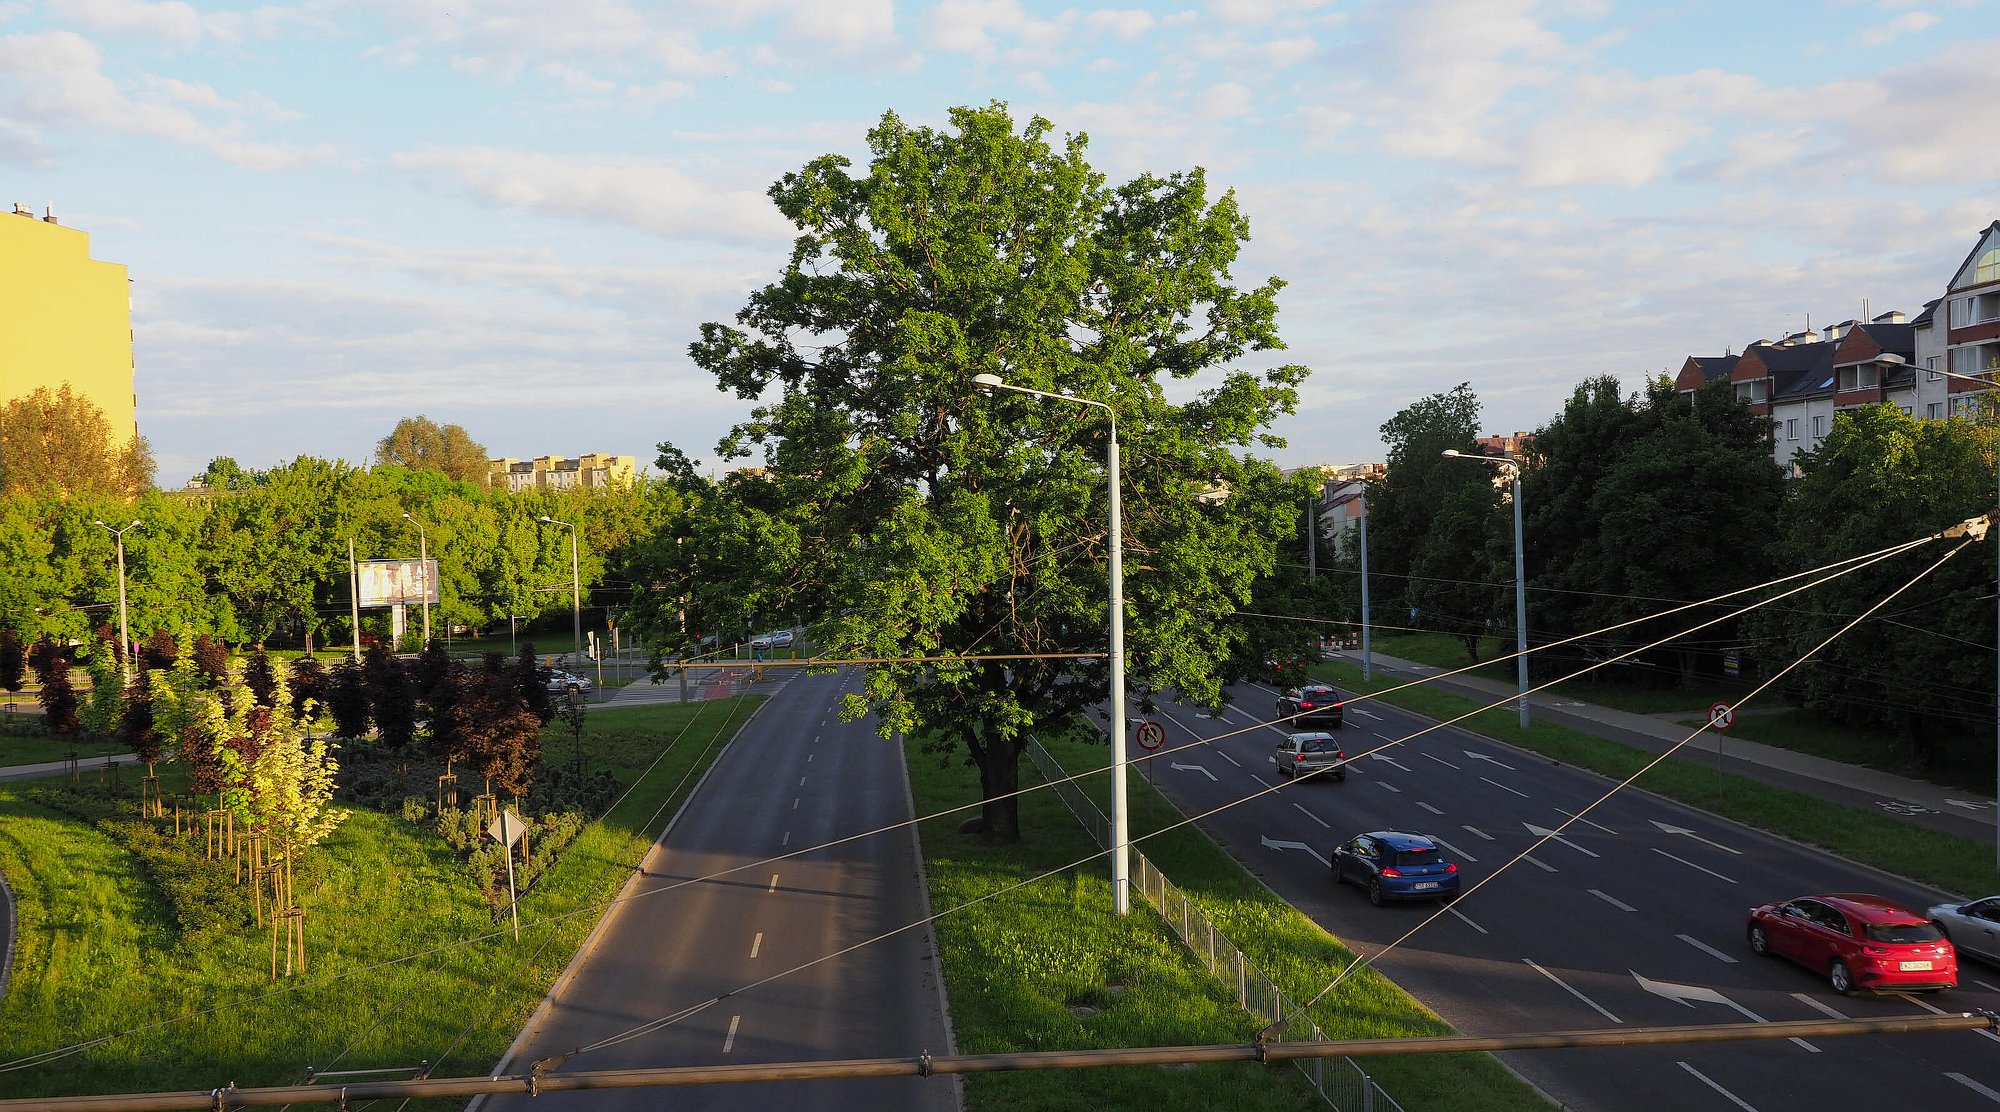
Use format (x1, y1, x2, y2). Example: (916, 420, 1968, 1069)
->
(544, 668, 593, 695)
(1929, 896, 2000, 963)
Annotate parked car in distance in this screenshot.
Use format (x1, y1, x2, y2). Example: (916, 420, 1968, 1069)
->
(1272, 731, 1346, 781)
(1277, 683, 1344, 728)
(1748, 893, 1956, 994)
(768, 629, 796, 647)
(1928, 896, 2000, 964)
(1332, 831, 1461, 906)
(542, 668, 593, 695)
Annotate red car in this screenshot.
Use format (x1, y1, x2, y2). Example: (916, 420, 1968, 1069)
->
(1747, 893, 1956, 995)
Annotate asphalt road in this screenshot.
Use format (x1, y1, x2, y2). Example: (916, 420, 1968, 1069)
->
(1130, 681, 2000, 1112)
(483, 668, 960, 1112)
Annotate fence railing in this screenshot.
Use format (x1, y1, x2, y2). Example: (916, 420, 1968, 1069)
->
(1025, 738, 1405, 1112)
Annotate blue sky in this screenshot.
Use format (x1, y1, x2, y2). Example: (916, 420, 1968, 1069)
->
(4, 0, 1996, 485)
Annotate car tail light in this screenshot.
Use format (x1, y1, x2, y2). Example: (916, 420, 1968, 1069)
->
(1299, 701, 1316, 710)
(1443, 863, 1458, 873)
(1380, 867, 1402, 877)
(1294, 753, 1306, 762)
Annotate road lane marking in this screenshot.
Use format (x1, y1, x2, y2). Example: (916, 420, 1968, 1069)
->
(1480, 776, 1529, 799)
(1653, 848, 1735, 883)
(1293, 803, 1330, 828)
(1790, 993, 1847, 1020)
(1430, 836, 1477, 862)
(750, 933, 763, 958)
(1589, 889, 1635, 912)
(1371, 753, 1412, 771)
(1377, 781, 1402, 794)
(1424, 752, 1461, 769)
(1463, 825, 1494, 840)
(1260, 835, 1331, 868)
(799, 776, 807, 787)
(1554, 808, 1618, 835)
(1353, 708, 1382, 720)
(1650, 819, 1742, 855)
(768, 874, 779, 892)
(1526, 822, 1600, 858)
(1445, 904, 1488, 934)
(1636, 973, 1814, 1052)
(1678, 934, 1739, 964)
(723, 1014, 741, 1053)
(1465, 750, 1517, 770)
(807, 752, 813, 762)
(1416, 801, 1444, 816)
(1524, 958, 1620, 1023)
(1523, 855, 1557, 872)
(782, 831, 790, 846)
(793, 798, 800, 810)
(1217, 751, 1240, 767)
(1895, 992, 2000, 1044)
(1172, 762, 1217, 781)
(1678, 1062, 1758, 1111)
(1980, 979, 2000, 993)
(1949, 1073, 2000, 1102)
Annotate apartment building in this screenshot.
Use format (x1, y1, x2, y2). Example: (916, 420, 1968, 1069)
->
(0, 204, 135, 439)
(488, 453, 637, 493)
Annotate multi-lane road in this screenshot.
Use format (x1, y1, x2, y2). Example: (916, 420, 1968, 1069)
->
(1134, 681, 2000, 1111)
(483, 668, 960, 1112)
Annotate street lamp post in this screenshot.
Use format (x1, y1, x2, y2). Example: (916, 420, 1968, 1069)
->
(1442, 449, 1531, 729)
(402, 513, 430, 647)
(92, 519, 141, 680)
(538, 516, 583, 680)
(972, 372, 1131, 916)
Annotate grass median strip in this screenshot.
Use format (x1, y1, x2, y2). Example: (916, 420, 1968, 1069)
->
(0, 696, 758, 1103)
(907, 732, 1552, 1112)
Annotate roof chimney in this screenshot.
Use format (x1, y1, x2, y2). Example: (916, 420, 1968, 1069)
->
(1872, 310, 1907, 325)
(42, 204, 56, 225)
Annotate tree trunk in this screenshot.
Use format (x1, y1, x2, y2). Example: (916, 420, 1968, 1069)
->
(969, 730, 1023, 845)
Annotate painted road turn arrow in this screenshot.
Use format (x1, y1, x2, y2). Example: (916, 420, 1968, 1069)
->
(1260, 835, 1331, 867)
(1649, 819, 1743, 855)
(1463, 750, 1517, 770)
(1525, 822, 1601, 858)
(1633, 972, 1817, 1052)
(1170, 762, 1217, 782)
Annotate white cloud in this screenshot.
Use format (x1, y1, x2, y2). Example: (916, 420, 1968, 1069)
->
(924, 0, 1020, 53)
(393, 145, 796, 244)
(45, 0, 204, 49)
(1084, 9, 1154, 40)
(1199, 81, 1255, 119)
(786, 0, 898, 55)
(1859, 11, 1937, 47)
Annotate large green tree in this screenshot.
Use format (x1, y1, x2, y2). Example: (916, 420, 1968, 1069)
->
(375, 416, 490, 487)
(667, 103, 1310, 842)
(0, 384, 154, 497)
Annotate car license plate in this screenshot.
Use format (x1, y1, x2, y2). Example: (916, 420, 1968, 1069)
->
(1900, 960, 1933, 971)
(1413, 882, 1438, 890)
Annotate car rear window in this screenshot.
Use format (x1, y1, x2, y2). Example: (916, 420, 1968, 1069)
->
(1302, 739, 1339, 753)
(1866, 921, 1944, 944)
(1394, 848, 1440, 866)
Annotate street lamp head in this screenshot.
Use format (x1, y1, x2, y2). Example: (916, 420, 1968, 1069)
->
(972, 372, 1005, 391)
(402, 512, 415, 522)
(538, 515, 554, 523)
(1441, 449, 1461, 459)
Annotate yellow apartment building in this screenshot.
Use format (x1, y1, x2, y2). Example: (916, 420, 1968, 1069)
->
(0, 204, 136, 440)
(488, 453, 638, 493)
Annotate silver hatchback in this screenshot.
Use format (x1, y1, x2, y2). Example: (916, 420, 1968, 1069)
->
(1273, 731, 1346, 781)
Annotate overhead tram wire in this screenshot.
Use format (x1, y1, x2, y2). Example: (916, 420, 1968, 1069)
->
(2, 526, 1963, 1079)
(1291, 523, 1989, 1015)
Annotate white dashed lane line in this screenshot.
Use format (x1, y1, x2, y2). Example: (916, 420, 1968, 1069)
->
(750, 933, 762, 958)
(723, 1015, 741, 1053)
(1588, 889, 1635, 912)
(1416, 801, 1444, 816)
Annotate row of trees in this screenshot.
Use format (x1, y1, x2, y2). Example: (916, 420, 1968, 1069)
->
(1353, 376, 1996, 773)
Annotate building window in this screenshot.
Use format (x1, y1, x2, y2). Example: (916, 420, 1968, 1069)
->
(1900, 405, 1914, 416)
(1979, 247, 2000, 286)
(1785, 418, 1799, 440)
(1927, 402, 1947, 420)
(1812, 415, 1827, 437)
(1837, 365, 1880, 392)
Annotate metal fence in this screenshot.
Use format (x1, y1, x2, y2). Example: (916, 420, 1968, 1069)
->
(1025, 739, 1406, 1112)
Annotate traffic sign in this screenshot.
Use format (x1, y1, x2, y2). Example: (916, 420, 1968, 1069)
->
(1136, 720, 1166, 750)
(1708, 702, 1734, 731)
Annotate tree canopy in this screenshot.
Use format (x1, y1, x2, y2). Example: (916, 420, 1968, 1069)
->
(1, 384, 154, 497)
(375, 416, 490, 487)
(657, 103, 1311, 842)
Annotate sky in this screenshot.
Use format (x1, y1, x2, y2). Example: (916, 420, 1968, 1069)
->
(4, 0, 1998, 487)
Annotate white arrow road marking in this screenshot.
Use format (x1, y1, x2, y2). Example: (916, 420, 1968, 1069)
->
(1790, 993, 1847, 1020)
(1371, 753, 1412, 771)
(1653, 847, 1735, 883)
(1463, 825, 1495, 840)
(1172, 762, 1217, 781)
(1481, 776, 1530, 799)
(1949, 1073, 2000, 1102)
(1650, 819, 1742, 855)
(1895, 992, 2000, 1044)
(1429, 835, 1477, 862)
(1677, 934, 1738, 964)
(1377, 781, 1403, 794)
(1353, 707, 1382, 720)
(1589, 889, 1635, 912)
(1416, 801, 1444, 816)
(1525, 822, 1601, 858)
(1260, 835, 1331, 867)
(1464, 750, 1517, 770)
(1293, 802, 1330, 828)
(1633, 972, 1815, 1052)
(1445, 904, 1488, 934)
(1525, 959, 1620, 1023)
(1554, 808, 1618, 835)
(1678, 1062, 1759, 1112)
(1425, 752, 1461, 769)
(1947, 799, 1994, 811)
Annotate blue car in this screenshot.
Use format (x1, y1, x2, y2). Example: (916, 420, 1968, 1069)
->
(1331, 831, 1462, 906)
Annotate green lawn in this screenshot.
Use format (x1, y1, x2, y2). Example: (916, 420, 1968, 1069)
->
(0, 732, 127, 768)
(908, 730, 1553, 1112)
(0, 695, 759, 1103)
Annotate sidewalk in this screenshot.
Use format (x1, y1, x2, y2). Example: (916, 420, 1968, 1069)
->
(1336, 649, 1999, 843)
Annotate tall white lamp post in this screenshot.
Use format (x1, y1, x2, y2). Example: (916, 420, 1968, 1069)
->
(972, 372, 1130, 915)
(402, 512, 430, 647)
(1443, 449, 1530, 729)
(92, 519, 141, 680)
(538, 516, 583, 675)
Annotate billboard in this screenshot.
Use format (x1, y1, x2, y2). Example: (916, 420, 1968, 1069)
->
(358, 559, 438, 608)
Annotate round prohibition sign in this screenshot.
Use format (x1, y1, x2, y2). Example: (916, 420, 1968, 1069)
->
(1135, 720, 1166, 751)
(1708, 702, 1735, 731)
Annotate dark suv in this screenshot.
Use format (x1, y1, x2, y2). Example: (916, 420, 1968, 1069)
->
(1277, 684, 1344, 728)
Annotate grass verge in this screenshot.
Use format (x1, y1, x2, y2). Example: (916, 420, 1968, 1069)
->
(907, 732, 1553, 1112)
(0, 695, 760, 1103)
(1316, 658, 2000, 899)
